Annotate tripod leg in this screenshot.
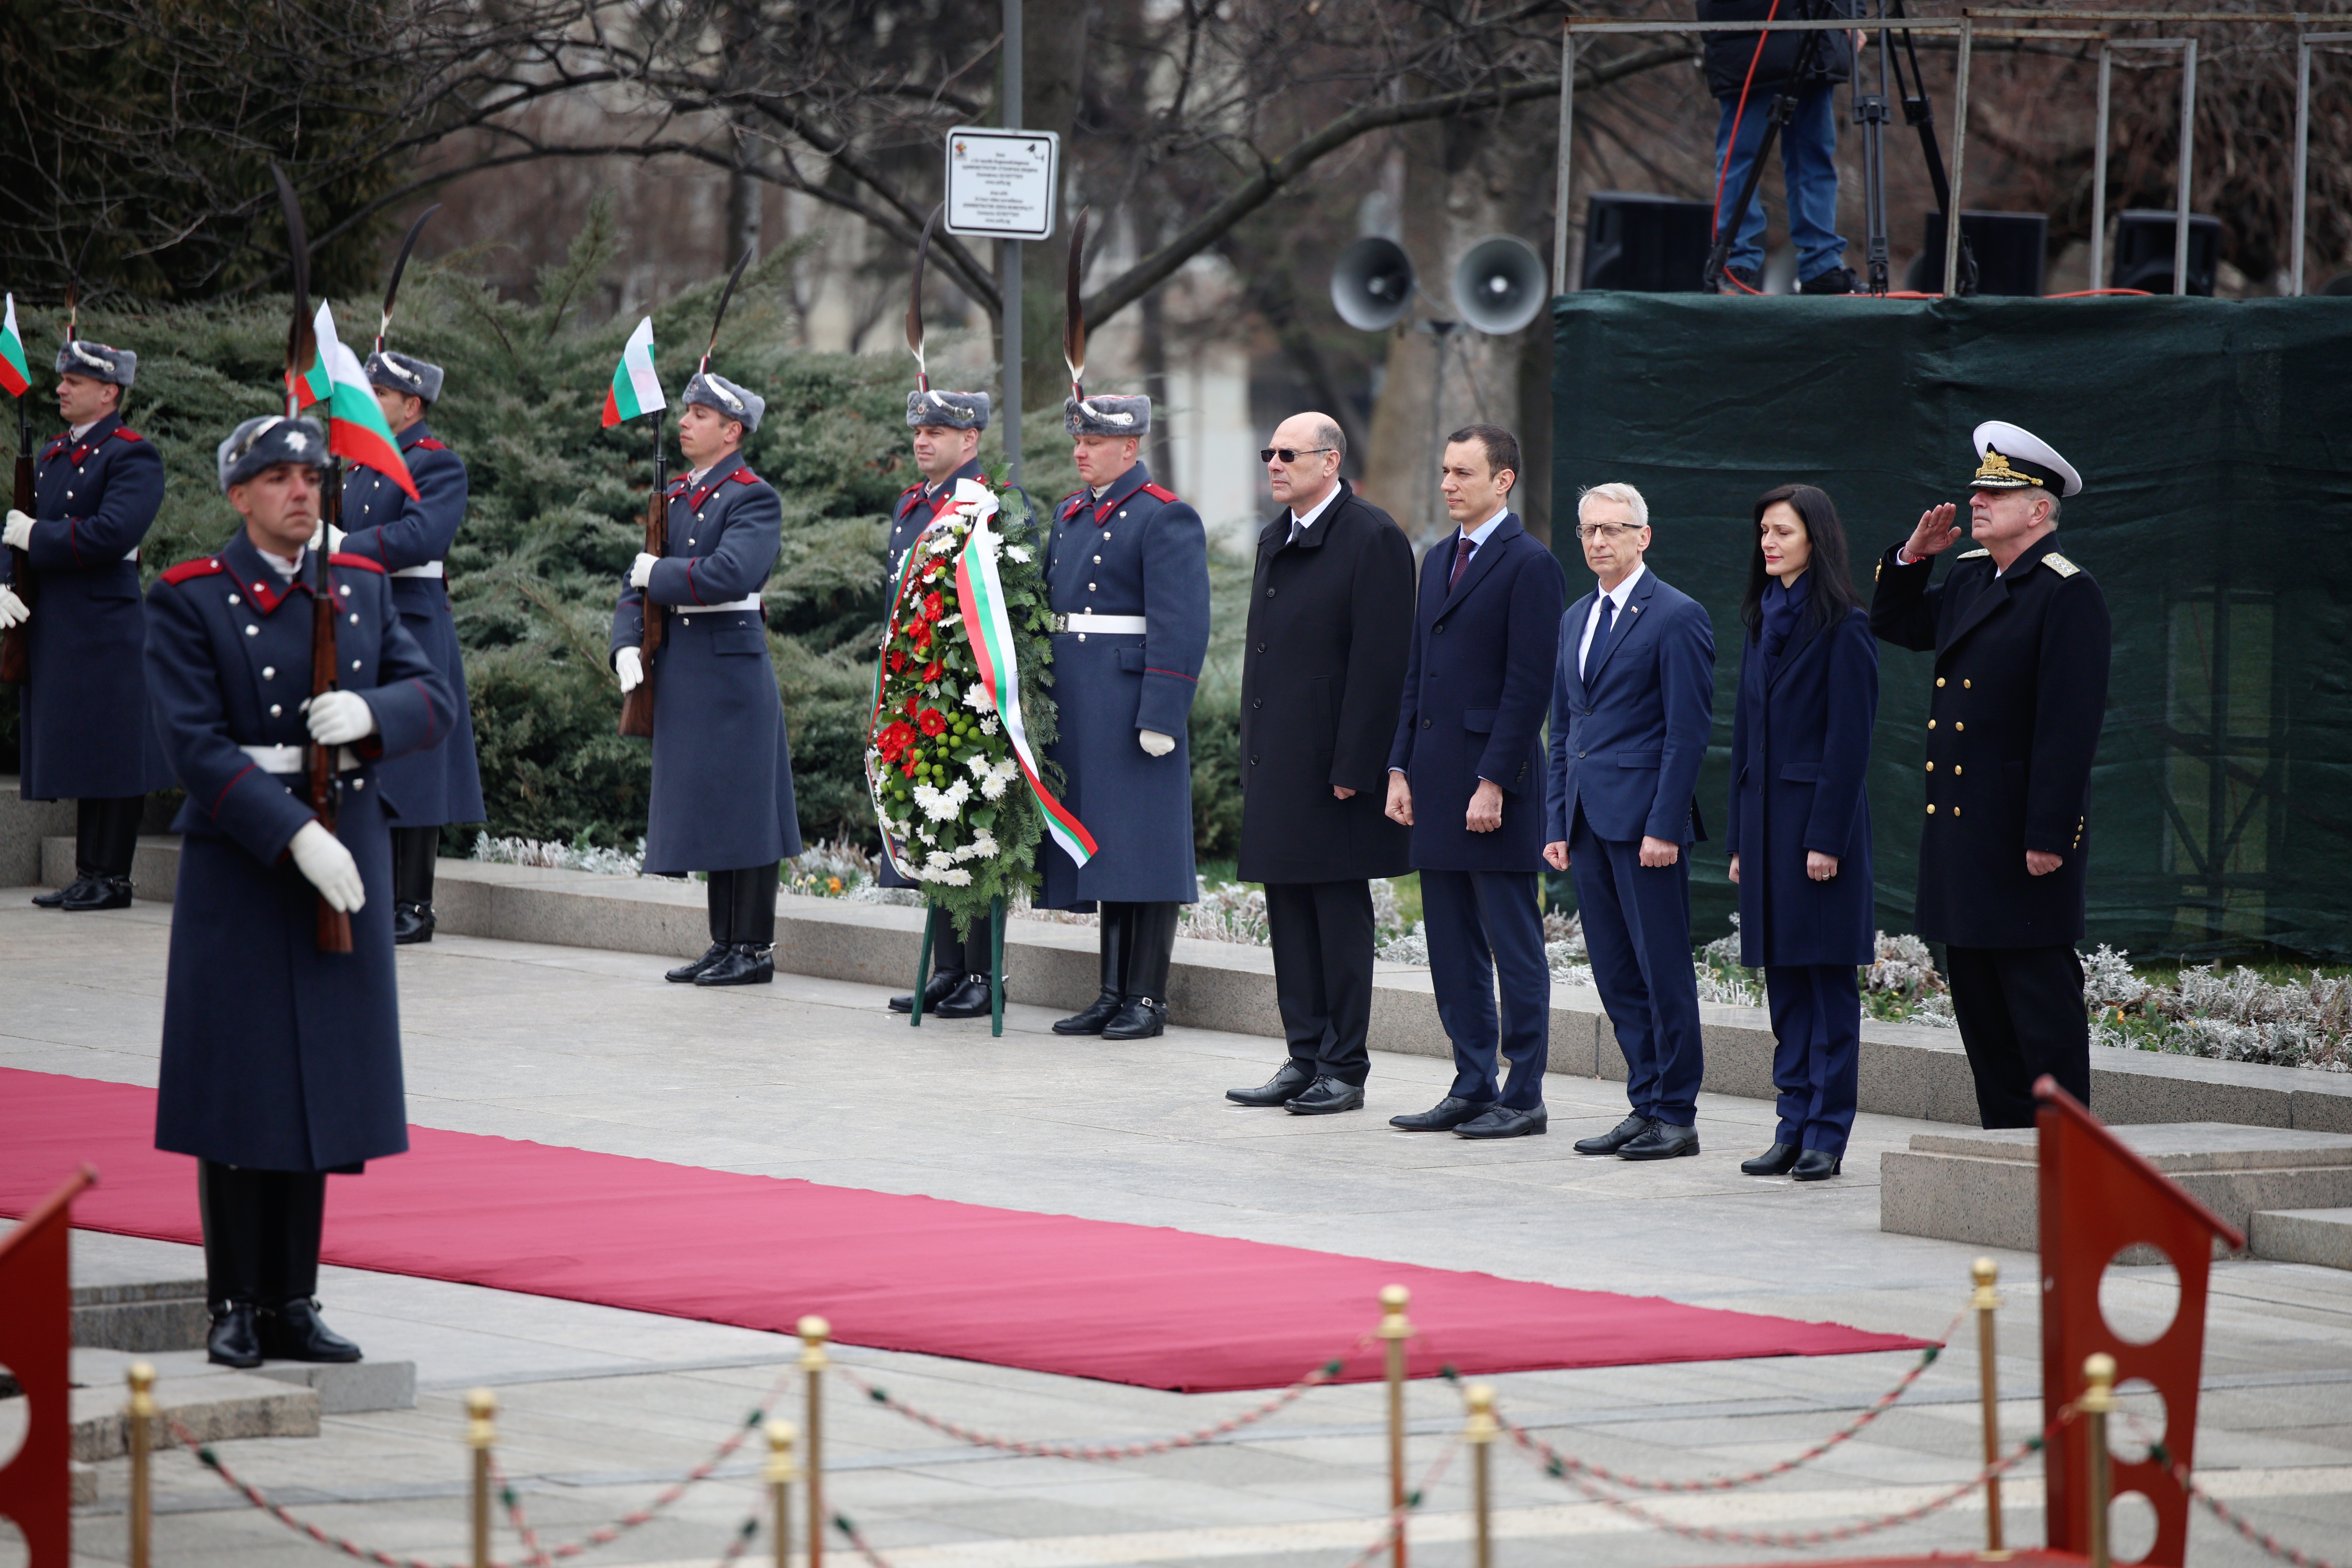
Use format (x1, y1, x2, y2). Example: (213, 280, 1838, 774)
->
(1708, 98, 1789, 289)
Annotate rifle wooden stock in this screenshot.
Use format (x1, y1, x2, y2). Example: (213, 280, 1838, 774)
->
(618, 443, 666, 738)
(310, 466, 353, 953)
(1, 413, 33, 685)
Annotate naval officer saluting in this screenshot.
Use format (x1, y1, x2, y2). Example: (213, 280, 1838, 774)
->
(1871, 422, 2111, 1127)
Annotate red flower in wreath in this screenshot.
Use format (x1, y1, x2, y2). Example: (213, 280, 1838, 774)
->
(921, 590, 945, 623)
(911, 620, 933, 652)
(901, 755, 920, 778)
(888, 649, 906, 673)
(921, 659, 945, 683)
(877, 720, 916, 763)
(902, 694, 918, 717)
(916, 707, 947, 737)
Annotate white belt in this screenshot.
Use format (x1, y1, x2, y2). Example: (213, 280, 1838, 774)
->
(241, 744, 360, 775)
(1053, 613, 1147, 635)
(677, 596, 762, 615)
(391, 561, 444, 579)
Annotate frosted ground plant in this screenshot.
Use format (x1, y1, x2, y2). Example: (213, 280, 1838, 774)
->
(471, 832, 656, 879)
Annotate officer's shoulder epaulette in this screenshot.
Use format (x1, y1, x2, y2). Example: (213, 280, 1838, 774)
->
(112, 427, 145, 443)
(330, 552, 387, 575)
(411, 436, 448, 452)
(159, 556, 227, 586)
(1139, 482, 1180, 504)
(2042, 552, 2080, 578)
(727, 468, 761, 486)
(1956, 548, 1991, 559)
(898, 481, 925, 501)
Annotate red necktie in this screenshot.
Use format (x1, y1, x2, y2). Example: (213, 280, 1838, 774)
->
(1447, 534, 1477, 590)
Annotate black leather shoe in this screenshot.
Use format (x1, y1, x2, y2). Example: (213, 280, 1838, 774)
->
(1574, 1114, 1655, 1156)
(1791, 1149, 1844, 1181)
(207, 1300, 263, 1368)
(932, 973, 996, 1019)
(891, 969, 964, 1014)
(60, 875, 132, 911)
(695, 944, 774, 986)
(1741, 1143, 1802, 1176)
(258, 1298, 363, 1363)
(1228, 1062, 1314, 1106)
(1456, 1106, 1548, 1140)
(667, 942, 730, 983)
(1618, 1122, 1701, 1161)
(1054, 990, 1124, 1035)
(1799, 266, 1858, 296)
(1284, 1075, 1364, 1115)
(392, 900, 436, 944)
(1102, 997, 1168, 1040)
(1389, 1096, 1495, 1132)
(31, 877, 85, 909)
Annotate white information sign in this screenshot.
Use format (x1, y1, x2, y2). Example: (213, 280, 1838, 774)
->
(943, 127, 1060, 240)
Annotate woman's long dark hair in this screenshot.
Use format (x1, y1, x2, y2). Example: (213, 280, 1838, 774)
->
(1739, 483, 1865, 636)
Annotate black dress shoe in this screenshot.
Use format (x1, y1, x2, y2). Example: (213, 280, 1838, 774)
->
(258, 1298, 363, 1363)
(1456, 1105, 1548, 1140)
(1102, 997, 1168, 1040)
(1389, 1096, 1495, 1132)
(1284, 1075, 1364, 1115)
(1741, 1143, 1802, 1176)
(667, 942, 730, 983)
(207, 1300, 263, 1368)
(1573, 1114, 1655, 1156)
(932, 973, 997, 1019)
(392, 900, 436, 944)
(1618, 1122, 1701, 1160)
(695, 944, 774, 986)
(890, 969, 964, 1014)
(60, 875, 132, 911)
(1791, 1149, 1844, 1181)
(31, 878, 85, 908)
(1228, 1062, 1315, 1106)
(1054, 990, 1124, 1035)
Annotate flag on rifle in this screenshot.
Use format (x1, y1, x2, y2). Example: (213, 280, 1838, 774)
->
(0, 294, 29, 398)
(294, 301, 419, 499)
(603, 316, 665, 427)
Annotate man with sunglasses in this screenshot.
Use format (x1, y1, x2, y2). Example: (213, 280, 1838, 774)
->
(1225, 415, 1414, 1115)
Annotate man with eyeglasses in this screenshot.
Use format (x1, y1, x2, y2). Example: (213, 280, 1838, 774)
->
(1544, 482, 1717, 1161)
(1225, 414, 1414, 1115)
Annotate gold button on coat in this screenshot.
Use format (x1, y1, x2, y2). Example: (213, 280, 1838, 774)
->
(1936, 677, 1946, 687)
(1927, 804, 1936, 814)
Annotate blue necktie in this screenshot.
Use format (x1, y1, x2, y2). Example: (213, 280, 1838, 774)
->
(1583, 597, 1616, 686)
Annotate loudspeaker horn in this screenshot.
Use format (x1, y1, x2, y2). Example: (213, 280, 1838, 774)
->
(1453, 235, 1547, 334)
(1330, 236, 1416, 331)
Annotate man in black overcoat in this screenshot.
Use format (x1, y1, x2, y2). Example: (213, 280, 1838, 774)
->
(1871, 421, 2112, 1127)
(1226, 413, 1415, 1114)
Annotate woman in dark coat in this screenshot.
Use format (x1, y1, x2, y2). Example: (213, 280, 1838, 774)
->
(1726, 484, 1877, 1181)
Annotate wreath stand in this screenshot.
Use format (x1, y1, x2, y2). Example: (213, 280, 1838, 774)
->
(907, 895, 1007, 1036)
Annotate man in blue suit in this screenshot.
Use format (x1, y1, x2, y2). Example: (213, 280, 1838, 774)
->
(1544, 482, 1717, 1160)
(1386, 426, 1565, 1137)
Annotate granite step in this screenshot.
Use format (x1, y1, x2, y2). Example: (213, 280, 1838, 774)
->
(2248, 1207, 2352, 1270)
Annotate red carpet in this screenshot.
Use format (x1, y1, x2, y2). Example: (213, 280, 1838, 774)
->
(0, 1069, 1924, 1391)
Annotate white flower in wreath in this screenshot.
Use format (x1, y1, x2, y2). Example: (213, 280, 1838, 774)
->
(917, 826, 937, 846)
(1005, 544, 1032, 564)
(962, 682, 996, 714)
(925, 532, 960, 556)
(979, 715, 1000, 736)
(934, 867, 974, 886)
(969, 831, 1000, 859)
(978, 764, 1010, 801)
(926, 848, 956, 871)
(964, 751, 992, 779)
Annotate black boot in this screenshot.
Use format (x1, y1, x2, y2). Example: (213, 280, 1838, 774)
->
(207, 1301, 263, 1368)
(1102, 902, 1176, 1040)
(933, 974, 995, 1018)
(260, 1298, 363, 1362)
(44, 795, 141, 909)
(59, 875, 132, 911)
(667, 943, 731, 983)
(696, 944, 774, 986)
(893, 907, 965, 1012)
(1054, 904, 1130, 1034)
(672, 870, 738, 981)
(199, 1161, 265, 1365)
(30, 875, 82, 908)
(695, 863, 777, 985)
(250, 1174, 359, 1359)
(392, 826, 439, 944)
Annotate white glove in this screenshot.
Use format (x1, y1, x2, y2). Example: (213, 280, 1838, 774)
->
(615, 646, 644, 694)
(303, 690, 378, 745)
(1138, 728, 1175, 757)
(289, 820, 365, 913)
(630, 552, 659, 589)
(307, 522, 347, 555)
(0, 583, 27, 629)
(2, 510, 33, 551)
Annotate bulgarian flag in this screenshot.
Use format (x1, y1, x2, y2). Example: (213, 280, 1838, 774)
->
(0, 294, 29, 398)
(301, 301, 419, 500)
(602, 316, 665, 427)
(953, 483, 1097, 868)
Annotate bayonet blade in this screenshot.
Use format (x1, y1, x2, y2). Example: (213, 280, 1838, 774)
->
(378, 203, 441, 351)
(272, 165, 314, 415)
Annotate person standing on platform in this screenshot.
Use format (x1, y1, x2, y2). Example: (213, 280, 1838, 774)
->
(884, 387, 1000, 1019)
(1042, 393, 1209, 1042)
(1698, 0, 1862, 294)
(1226, 414, 1414, 1115)
(612, 372, 802, 988)
(146, 414, 453, 1367)
(1726, 484, 1877, 1182)
(336, 350, 484, 944)
(3, 337, 171, 911)
(1545, 483, 1716, 1161)
(1385, 426, 1566, 1138)
(1871, 422, 2110, 1127)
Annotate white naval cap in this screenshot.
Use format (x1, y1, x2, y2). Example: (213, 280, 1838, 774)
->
(1970, 421, 2082, 498)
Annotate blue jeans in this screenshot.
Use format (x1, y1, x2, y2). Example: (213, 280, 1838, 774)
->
(1713, 85, 1847, 282)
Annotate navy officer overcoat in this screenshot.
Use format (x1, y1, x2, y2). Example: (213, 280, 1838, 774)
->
(146, 532, 454, 1172)
(611, 450, 802, 877)
(877, 457, 985, 889)
(340, 422, 486, 828)
(1038, 460, 1209, 908)
(3, 411, 173, 799)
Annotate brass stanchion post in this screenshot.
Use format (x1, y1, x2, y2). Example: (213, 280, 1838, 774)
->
(1463, 1384, 1497, 1568)
(766, 1419, 799, 1568)
(2082, 1353, 2116, 1568)
(466, 1388, 497, 1568)
(127, 1361, 156, 1568)
(800, 1316, 831, 1568)
(1377, 1284, 1412, 1568)
(1971, 1258, 2009, 1559)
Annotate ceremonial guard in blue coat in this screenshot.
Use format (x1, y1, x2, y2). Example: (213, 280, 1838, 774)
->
(612, 371, 802, 987)
(1872, 422, 2111, 1128)
(2, 336, 172, 910)
(1726, 484, 1877, 1182)
(1041, 393, 1210, 1040)
(337, 349, 485, 943)
(146, 415, 454, 1368)
(883, 386, 1000, 1018)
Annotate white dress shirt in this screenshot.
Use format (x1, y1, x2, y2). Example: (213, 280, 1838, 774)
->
(1284, 481, 1344, 543)
(1577, 561, 1648, 670)
(69, 419, 99, 443)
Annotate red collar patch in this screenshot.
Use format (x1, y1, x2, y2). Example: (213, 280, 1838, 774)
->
(159, 556, 227, 586)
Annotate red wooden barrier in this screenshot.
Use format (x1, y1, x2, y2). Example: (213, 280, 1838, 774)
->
(0, 1166, 96, 1568)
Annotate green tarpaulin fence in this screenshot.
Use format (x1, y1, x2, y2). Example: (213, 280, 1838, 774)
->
(1550, 292, 2352, 961)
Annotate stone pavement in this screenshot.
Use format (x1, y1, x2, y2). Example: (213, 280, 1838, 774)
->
(7, 890, 2351, 1568)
